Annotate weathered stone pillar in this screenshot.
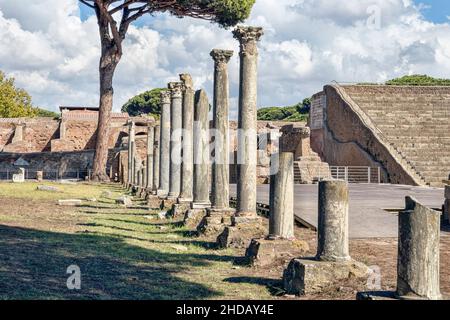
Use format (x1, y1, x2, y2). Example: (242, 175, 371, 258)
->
(133, 156, 140, 186)
(316, 179, 350, 262)
(192, 90, 211, 208)
(210, 49, 233, 210)
(245, 150, 309, 267)
(196, 50, 235, 234)
(157, 91, 171, 198)
(396, 196, 442, 300)
(167, 82, 183, 200)
(127, 121, 135, 185)
(152, 125, 160, 194)
(178, 74, 195, 203)
(233, 26, 264, 221)
(146, 124, 154, 190)
(269, 152, 295, 239)
(283, 179, 368, 296)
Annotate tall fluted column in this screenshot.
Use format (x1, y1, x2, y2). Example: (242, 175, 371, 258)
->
(168, 82, 183, 199)
(157, 91, 171, 198)
(178, 74, 195, 203)
(127, 121, 135, 185)
(192, 90, 211, 208)
(146, 123, 154, 190)
(152, 125, 160, 194)
(234, 26, 264, 219)
(210, 49, 234, 210)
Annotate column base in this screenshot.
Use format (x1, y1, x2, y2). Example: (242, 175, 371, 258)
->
(197, 208, 235, 236)
(184, 208, 208, 230)
(157, 190, 168, 198)
(191, 202, 211, 210)
(162, 198, 177, 209)
(216, 222, 266, 249)
(170, 202, 191, 218)
(283, 258, 370, 296)
(232, 213, 263, 227)
(245, 238, 309, 267)
(147, 195, 163, 210)
(177, 197, 193, 204)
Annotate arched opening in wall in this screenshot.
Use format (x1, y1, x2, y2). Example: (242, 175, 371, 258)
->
(115, 132, 129, 148)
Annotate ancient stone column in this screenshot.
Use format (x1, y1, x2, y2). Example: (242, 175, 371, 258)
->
(210, 49, 234, 210)
(316, 179, 350, 262)
(152, 125, 160, 194)
(178, 74, 195, 203)
(157, 91, 171, 197)
(192, 90, 211, 208)
(146, 124, 154, 190)
(233, 26, 264, 219)
(168, 82, 183, 200)
(396, 196, 442, 300)
(127, 121, 136, 185)
(133, 156, 140, 186)
(269, 152, 295, 239)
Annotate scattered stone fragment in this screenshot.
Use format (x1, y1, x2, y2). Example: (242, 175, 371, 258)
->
(58, 199, 82, 206)
(144, 215, 155, 220)
(37, 185, 59, 192)
(166, 234, 179, 239)
(116, 195, 132, 207)
(170, 244, 188, 252)
(158, 211, 168, 220)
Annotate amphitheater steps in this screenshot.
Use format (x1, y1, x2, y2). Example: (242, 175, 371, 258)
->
(341, 85, 450, 186)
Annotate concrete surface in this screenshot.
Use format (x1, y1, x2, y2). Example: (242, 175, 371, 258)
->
(230, 184, 445, 239)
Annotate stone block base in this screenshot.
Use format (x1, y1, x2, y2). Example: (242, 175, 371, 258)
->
(197, 208, 235, 236)
(147, 196, 163, 209)
(184, 209, 207, 230)
(162, 198, 177, 209)
(283, 258, 370, 296)
(216, 221, 266, 249)
(245, 238, 309, 267)
(170, 203, 191, 218)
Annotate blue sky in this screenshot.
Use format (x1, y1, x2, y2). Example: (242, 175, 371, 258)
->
(415, 0, 450, 23)
(1, 0, 450, 114)
(80, 1, 450, 24)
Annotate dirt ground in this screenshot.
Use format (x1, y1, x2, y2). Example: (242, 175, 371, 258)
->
(0, 182, 448, 300)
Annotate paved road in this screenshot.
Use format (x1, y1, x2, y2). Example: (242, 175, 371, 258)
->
(230, 184, 445, 239)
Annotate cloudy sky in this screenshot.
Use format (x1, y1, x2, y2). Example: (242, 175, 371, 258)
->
(0, 0, 449, 118)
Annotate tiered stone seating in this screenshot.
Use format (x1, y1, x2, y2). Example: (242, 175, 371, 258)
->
(342, 85, 450, 186)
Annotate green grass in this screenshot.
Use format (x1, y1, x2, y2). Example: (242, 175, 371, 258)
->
(0, 182, 278, 300)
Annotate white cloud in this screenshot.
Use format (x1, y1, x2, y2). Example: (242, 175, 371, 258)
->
(0, 0, 449, 118)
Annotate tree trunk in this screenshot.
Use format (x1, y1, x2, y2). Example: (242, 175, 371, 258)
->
(91, 48, 120, 182)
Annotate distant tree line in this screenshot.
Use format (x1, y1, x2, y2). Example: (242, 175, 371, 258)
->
(0, 71, 58, 118)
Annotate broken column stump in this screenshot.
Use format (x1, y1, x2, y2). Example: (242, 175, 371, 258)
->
(283, 180, 369, 295)
(246, 152, 309, 266)
(357, 196, 443, 300)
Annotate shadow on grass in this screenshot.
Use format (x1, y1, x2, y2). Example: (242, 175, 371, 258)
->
(223, 277, 285, 297)
(0, 224, 221, 300)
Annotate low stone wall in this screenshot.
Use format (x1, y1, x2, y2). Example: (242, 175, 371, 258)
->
(0, 149, 123, 180)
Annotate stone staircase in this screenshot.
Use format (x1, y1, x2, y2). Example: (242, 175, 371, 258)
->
(341, 85, 450, 187)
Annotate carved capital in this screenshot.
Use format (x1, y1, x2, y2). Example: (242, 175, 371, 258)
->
(179, 74, 193, 90)
(168, 82, 183, 98)
(233, 26, 264, 56)
(210, 49, 234, 65)
(160, 90, 171, 104)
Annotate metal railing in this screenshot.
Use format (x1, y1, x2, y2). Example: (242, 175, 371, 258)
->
(330, 166, 381, 184)
(0, 169, 91, 181)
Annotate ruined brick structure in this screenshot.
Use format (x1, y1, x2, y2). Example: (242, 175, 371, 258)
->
(0, 107, 151, 177)
(311, 85, 450, 187)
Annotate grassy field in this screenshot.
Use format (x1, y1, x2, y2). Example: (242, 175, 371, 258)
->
(1, 181, 449, 300)
(0, 181, 282, 300)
